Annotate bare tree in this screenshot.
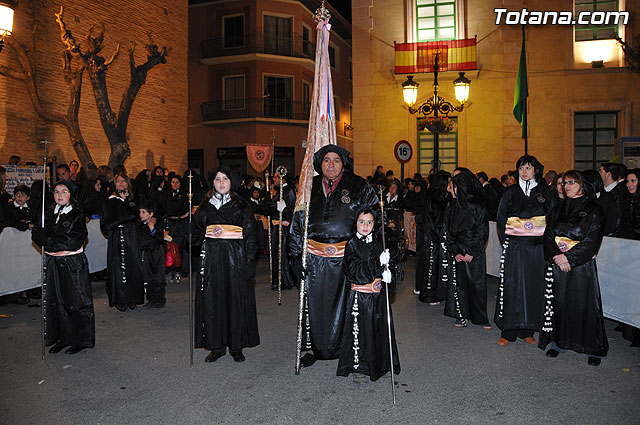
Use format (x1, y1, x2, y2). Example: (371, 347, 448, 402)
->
(0, 35, 98, 176)
(56, 7, 169, 169)
(615, 34, 640, 75)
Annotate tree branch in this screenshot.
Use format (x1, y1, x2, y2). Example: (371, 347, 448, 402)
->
(0, 64, 27, 80)
(104, 43, 120, 67)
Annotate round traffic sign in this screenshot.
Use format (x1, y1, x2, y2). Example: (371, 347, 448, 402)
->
(394, 140, 413, 164)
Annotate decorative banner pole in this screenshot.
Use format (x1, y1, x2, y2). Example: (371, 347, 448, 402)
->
(276, 165, 287, 305)
(379, 187, 397, 405)
(294, 0, 336, 374)
(187, 171, 194, 368)
(40, 139, 50, 360)
(265, 170, 273, 290)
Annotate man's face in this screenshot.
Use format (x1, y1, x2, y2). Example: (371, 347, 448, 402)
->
(321, 152, 343, 180)
(57, 168, 70, 181)
(599, 166, 612, 185)
(69, 161, 79, 173)
(273, 174, 281, 187)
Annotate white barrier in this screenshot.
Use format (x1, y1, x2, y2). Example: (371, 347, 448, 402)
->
(0, 219, 108, 296)
(486, 221, 640, 328)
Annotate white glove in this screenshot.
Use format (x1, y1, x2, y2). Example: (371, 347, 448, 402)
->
(382, 269, 392, 284)
(379, 249, 390, 266)
(276, 199, 286, 212)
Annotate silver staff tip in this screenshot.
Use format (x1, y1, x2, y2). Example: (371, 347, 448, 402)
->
(314, 1, 331, 22)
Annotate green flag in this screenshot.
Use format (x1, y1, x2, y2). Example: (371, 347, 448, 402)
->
(513, 26, 528, 138)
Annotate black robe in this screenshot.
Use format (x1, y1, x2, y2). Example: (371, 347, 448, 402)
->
(444, 171, 490, 326)
(101, 196, 144, 309)
(538, 196, 608, 357)
(336, 236, 400, 381)
(193, 195, 259, 352)
(265, 183, 297, 290)
(140, 222, 166, 305)
(32, 206, 95, 349)
(494, 182, 554, 331)
(416, 189, 449, 303)
(164, 190, 190, 274)
(289, 172, 378, 359)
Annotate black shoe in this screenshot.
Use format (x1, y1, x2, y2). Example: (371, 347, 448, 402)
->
(115, 305, 128, 312)
(300, 353, 316, 368)
(588, 357, 601, 366)
(48, 343, 67, 354)
(231, 351, 245, 362)
(65, 346, 86, 355)
(129, 304, 137, 310)
(546, 349, 560, 358)
(205, 351, 225, 363)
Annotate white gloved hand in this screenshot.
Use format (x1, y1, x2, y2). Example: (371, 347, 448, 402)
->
(276, 199, 286, 212)
(382, 268, 392, 284)
(379, 249, 390, 266)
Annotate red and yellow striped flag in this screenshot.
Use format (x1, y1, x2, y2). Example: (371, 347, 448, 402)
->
(395, 38, 477, 74)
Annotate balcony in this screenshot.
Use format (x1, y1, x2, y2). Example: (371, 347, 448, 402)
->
(201, 32, 315, 61)
(201, 98, 310, 123)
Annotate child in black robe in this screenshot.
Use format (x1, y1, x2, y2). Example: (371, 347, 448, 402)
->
(5, 184, 33, 231)
(337, 207, 400, 383)
(139, 202, 166, 308)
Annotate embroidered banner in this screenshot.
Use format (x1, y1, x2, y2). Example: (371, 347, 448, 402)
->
(246, 144, 274, 173)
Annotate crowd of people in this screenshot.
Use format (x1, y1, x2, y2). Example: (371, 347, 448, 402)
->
(0, 151, 638, 375)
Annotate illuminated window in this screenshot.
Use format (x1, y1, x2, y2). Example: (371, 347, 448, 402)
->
(574, 112, 617, 170)
(416, 0, 456, 41)
(574, 0, 619, 41)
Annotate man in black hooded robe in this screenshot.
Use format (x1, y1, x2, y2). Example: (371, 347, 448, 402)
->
(289, 145, 378, 367)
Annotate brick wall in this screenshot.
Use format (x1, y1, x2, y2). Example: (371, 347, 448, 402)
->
(0, 0, 188, 176)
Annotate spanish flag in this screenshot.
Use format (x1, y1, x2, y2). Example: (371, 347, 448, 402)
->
(395, 38, 477, 74)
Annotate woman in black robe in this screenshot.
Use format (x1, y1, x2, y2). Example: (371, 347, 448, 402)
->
(164, 175, 190, 277)
(416, 172, 450, 304)
(101, 172, 144, 311)
(336, 208, 400, 382)
(193, 167, 259, 363)
(265, 171, 297, 291)
(539, 170, 607, 365)
(32, 181, 95, 354)
(81, 177, 107, 220)
(444, 168, 491, 329)
(495, 155, 555, 346)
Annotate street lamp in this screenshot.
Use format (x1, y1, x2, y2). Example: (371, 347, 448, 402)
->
(0, 0, 16, 53)
(401, 53, 470, 172)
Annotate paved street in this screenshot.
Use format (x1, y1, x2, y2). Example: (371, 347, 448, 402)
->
(1, 258, 639, 425)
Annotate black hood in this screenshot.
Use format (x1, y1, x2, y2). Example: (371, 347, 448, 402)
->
(313, 145, 353, 175)
(213, 166, 240, 192)
(452, 168, 484, 207)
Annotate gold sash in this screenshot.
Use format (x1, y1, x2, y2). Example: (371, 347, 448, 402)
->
(307, 239, 347, 258)
(505, 216, 546, 236)
(351, 278, 382, 293)
(205, 224, 243, 239)
(555, 236, 579, 253)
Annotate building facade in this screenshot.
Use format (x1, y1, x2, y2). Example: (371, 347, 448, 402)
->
(352, 0, 638, 179)
(0, 0, 188, 174)
(188, 0, 353, 180)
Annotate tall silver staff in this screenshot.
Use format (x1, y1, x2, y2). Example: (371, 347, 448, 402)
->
(265, 170, 273, 290)
(276, 165, 287, 306)
(295, 202, 310, 375)
(187, 171, 194, 367)
(379, 188, 397, 404)
(40, 139, 50, 360)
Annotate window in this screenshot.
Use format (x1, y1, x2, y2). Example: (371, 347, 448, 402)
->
(302, 81, 311, 114)
(574, 111, 617, 170)
(574, 0, 619, 41)
(328, 44, 339, 71)
(264, 15, 292, 56)
(264, 76, 293, 118)
(418, 116, 458, 173)
(348, 57, 352, 81)
(302, 24, 313, 57)
(333, 96, 340, 121)
(223, 75, 245, 109)
(416, 0, 456, 41)
(348, 104, 353, 126)
(223, 15, 244, 48)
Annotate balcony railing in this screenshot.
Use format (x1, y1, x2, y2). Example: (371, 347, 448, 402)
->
(201, 32, 316, 60)
(201, 98, 311, 122)
(394, 38, 477, 74)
